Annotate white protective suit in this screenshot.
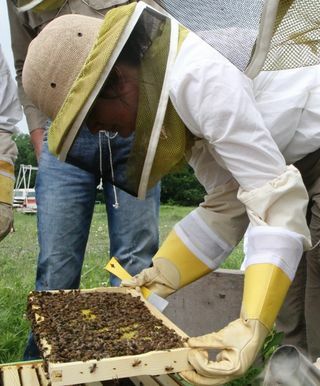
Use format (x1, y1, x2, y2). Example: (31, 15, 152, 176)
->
(0, 44, 21, 241)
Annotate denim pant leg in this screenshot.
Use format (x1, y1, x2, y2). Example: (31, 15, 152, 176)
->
(24, 141, 97, 360)
(35, 143, 97, 290)
(105, 182, 161, 286)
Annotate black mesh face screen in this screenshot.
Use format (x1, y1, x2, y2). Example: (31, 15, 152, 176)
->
(263, 0, 320, 71)
(153, 0, 266, 71)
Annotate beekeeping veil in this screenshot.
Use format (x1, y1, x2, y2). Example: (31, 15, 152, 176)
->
(147, 0, 320, 75)
(23, 2, 193, 198)
(144, 0, 280, 78)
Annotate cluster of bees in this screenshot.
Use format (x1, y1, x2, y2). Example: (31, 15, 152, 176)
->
(27, 290, 184, 363)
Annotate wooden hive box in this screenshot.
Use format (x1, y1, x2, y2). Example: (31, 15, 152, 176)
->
(27, 287, 192, 386)
(0, 360, 189, 386)
(0, 361, 48, 386)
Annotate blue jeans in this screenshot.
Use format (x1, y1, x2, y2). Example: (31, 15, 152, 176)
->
(24, 126, 160, 360)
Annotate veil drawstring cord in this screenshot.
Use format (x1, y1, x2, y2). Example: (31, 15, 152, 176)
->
(98, 130, 119, 209)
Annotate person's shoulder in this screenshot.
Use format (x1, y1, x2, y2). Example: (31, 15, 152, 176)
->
(173, 32, 251, 91)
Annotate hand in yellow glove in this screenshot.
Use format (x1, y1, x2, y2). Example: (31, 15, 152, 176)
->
(121, 228, 211, 298)
(181, 317, 268, 385)
(180, 263, 291, 386)
(0, 203, 13, 241)
(121, 261, 179, 298)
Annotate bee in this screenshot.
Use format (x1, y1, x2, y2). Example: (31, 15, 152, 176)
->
(132, 359, 142, 367)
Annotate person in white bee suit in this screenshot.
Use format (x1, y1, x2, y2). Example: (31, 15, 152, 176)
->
(22, 2, 312, 384)
(0, 43, 22, 241)
(245, 0, 320, 362)
(238, 65, 320, 363)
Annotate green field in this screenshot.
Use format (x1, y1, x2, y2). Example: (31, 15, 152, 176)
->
(0, 204, 244, 364)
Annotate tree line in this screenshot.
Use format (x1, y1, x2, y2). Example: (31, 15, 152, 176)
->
(13, 134, 205, 206)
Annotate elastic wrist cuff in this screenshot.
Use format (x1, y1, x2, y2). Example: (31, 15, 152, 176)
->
(176, 209, 232, 269)
(244, 226, 303, 280)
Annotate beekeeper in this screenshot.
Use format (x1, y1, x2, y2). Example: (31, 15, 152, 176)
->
(0, 44, 22, 241)
(22, 2, 311, 385)
(248, 5, 320, 361)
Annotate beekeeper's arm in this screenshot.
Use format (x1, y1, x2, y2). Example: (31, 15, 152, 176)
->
(6, 0, 47, 159)
(123, 34, 311, 385)
(0, 45, 22, 241)
(123, 159, 249, 298)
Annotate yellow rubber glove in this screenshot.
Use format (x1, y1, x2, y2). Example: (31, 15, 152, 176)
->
(180, 263, 291, 386)
(0, 203, 13, 241)
(121, 228, 211, 298)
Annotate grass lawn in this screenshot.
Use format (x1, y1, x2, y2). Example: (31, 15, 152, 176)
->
(0, 204, 244, 364)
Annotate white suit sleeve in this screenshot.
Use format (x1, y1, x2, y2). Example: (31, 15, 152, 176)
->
(170, 33, 310, 279)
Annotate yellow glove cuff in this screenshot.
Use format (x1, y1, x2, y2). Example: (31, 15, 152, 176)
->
(242, 263, 291, 330)
(0, 161, 14, 205)
(153, 229, 211, 288)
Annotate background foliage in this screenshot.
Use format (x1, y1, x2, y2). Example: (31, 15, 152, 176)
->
(161, 165, 206, 206)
